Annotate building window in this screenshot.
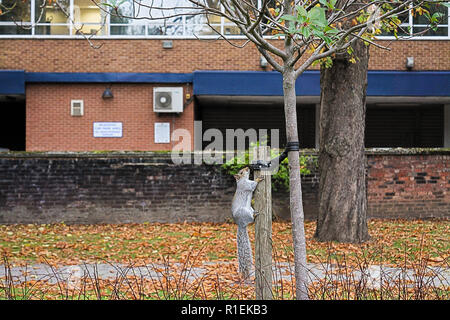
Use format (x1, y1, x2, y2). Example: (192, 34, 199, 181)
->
(73, 0, 107, 35)
(35, 0, 70, 35)
(70, 99, 84, 116)
(0, 0, 448, 39)
(378, 2, 449, 38)
(0, 0, 32, 35)
(108, 0, 218, 37)
(412, 3, 449, 37)
(109, 1, 145, 36)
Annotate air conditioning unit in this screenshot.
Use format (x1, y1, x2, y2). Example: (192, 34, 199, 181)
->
(153, 87, 183, 113)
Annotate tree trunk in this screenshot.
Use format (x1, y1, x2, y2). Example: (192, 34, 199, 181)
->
(314, 39, 370, 243)
(283, 68, 309, 299)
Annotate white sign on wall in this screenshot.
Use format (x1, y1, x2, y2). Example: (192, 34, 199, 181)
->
(154, 122, 170, 143)
(93, 122, 123, 138)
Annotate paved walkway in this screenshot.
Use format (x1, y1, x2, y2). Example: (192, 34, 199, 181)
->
(1, 262, 448, 290)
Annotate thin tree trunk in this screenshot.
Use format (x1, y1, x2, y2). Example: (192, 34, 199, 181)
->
(283, 68, 309, 300)
(315, 39, 370, 243)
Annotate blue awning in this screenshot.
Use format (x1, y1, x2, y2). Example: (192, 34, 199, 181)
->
(368, 71, 450, 96)
(193, 70, 319, 96)
(0, 70, 25, 95)
(193, 70, 450, 97)
(1, 70, 448, 97)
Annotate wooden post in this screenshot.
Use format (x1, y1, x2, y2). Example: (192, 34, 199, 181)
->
(253, 146, 272, 299)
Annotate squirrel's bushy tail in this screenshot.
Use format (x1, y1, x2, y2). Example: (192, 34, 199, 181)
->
(237, 224, 253, 279)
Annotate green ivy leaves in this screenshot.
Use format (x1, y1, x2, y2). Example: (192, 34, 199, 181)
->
(221, 144, 315, 192)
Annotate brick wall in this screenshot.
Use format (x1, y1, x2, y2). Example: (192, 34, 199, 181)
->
(0, 154, 235, 224)
(367, 152, 450, 219)
(1, 39, 449, 73)
(26, 83, 194, 151)
(0, 151, 448, 224)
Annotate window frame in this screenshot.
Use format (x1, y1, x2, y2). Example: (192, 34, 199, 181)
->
(375, 3, 450, 40)
(0, 0, 448, 40)
(70, 99, 84, 117)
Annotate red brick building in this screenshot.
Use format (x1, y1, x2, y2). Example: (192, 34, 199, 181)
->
(0, 0, 449, 152)
(0, 1, 449, 222)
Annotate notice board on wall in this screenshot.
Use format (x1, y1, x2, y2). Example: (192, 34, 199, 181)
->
(93, 122, 123, 138)
(154, 122, 170, 143)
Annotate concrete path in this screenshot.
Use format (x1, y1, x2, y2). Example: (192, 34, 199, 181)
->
(1, 262, 448, 290)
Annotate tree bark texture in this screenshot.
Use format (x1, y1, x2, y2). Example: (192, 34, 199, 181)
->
(315, 39, 371, 243)
(254, 146, 273, 300)
(283, 68, 309, 300)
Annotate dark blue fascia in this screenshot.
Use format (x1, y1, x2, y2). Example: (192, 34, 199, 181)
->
(193, 70, 450, 97)
(193, 70, 292, 96)
(0, 70, 25, 95)
(3, 70, 448, 97)
(25, 72, 193, 84)
(368, 71, 450, 96)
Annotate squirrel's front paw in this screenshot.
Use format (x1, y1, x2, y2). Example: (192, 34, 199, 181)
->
(255, 177, 264, 183)
(253, 211, 260, 219)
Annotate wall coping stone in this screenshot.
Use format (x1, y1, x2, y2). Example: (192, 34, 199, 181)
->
(0, 148, 449, 159)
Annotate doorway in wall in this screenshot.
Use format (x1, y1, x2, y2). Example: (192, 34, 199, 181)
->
(365, 104, 444, 148)
(0, 96, 26, 151)
(197, 97, 315, 150)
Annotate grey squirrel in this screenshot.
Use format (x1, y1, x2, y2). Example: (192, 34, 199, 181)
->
(231, 167, 262, 279)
